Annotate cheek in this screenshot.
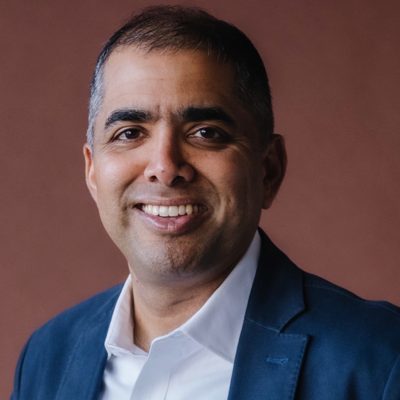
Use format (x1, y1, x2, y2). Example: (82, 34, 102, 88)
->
(95, 153, 141, 194)
(99, 154, 138, 186)
(200, 153, 260, 206)
(222, 156, 265, 209)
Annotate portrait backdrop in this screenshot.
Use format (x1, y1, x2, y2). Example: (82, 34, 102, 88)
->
(1, 0, 399, 397)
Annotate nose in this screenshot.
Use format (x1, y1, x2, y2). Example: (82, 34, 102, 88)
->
(143, 133, 195, 186)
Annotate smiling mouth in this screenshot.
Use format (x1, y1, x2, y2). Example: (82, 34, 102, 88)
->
(136, 203, 203, 217)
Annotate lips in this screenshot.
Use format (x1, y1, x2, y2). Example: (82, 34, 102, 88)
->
(139, 204, 200, 217)
(133, 201, 208, 234)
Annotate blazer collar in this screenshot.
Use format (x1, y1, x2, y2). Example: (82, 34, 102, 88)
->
(228, 229, 309, 400)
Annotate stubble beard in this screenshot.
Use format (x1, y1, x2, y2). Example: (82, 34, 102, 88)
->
(121, 228, 236, 288)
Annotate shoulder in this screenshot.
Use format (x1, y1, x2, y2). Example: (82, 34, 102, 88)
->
(23, 283, 122, 354)
(259, 231, 400, 381)
(259, 229, 400, 336)
(303, 271, 400, 334)
(30, 283, 123, 343)
(301, 270, 400, 359)
(280, 258, 400, 354)
(294, 272, 400, 396)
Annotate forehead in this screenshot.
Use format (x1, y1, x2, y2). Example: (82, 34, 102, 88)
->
(98, 47, 241, 119)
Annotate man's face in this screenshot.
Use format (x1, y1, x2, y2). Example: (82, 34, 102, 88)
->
(84, 47, 283, 285)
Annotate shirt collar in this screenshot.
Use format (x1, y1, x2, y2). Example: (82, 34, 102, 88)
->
(104, 232, 260, 362)
(104, 274, 137, 357)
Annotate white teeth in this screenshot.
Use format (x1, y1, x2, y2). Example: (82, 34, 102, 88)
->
(151, 205, 159, 216)
(159, 206, 169, 217)
(178, 205, 186, 215)
(168, 206, 179, 217)
(141, 204, 200, 217)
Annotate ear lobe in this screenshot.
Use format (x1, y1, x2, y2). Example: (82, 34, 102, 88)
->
(83, 143, 98, 203)
(262, 134, 287, 209)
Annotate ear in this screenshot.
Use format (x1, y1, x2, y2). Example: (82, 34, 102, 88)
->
(83, 143, 98, 203)
(262, 134, 287, 209)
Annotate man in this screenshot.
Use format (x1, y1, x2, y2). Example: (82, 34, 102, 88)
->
(12, 6, 400, 400)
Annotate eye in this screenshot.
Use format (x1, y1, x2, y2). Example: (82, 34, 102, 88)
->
(190, 127, 229, 141)
(114, 128, 142, 141)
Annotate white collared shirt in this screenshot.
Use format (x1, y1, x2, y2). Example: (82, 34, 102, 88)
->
(100, 232, 260, 400)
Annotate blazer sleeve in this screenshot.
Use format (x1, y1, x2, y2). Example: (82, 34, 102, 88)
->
(10, 336, 32, 400)
(383, 354, 400, 400)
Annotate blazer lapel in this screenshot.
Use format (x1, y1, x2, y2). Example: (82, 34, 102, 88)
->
(55, 290, 120, 400)
(228, 231, 309, 400)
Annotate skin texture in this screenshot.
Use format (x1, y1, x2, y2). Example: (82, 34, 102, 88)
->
(84, 47, 285, 349)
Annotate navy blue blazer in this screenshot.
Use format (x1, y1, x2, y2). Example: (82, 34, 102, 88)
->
(12, 232, 400, 399)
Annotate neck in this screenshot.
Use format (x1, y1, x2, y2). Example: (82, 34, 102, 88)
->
(130, 271, 229, 351)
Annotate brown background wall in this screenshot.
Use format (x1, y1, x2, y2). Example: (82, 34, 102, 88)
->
(1, 0, 399, 396)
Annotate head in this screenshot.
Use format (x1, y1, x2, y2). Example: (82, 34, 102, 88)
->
(87, 5, 274, 150)
(84, 6, 286, 287)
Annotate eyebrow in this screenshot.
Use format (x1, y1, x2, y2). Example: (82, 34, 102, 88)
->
(181, 106, 236, 126)
(104, 106, 236, 130)
(104, 109, 152, 130)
